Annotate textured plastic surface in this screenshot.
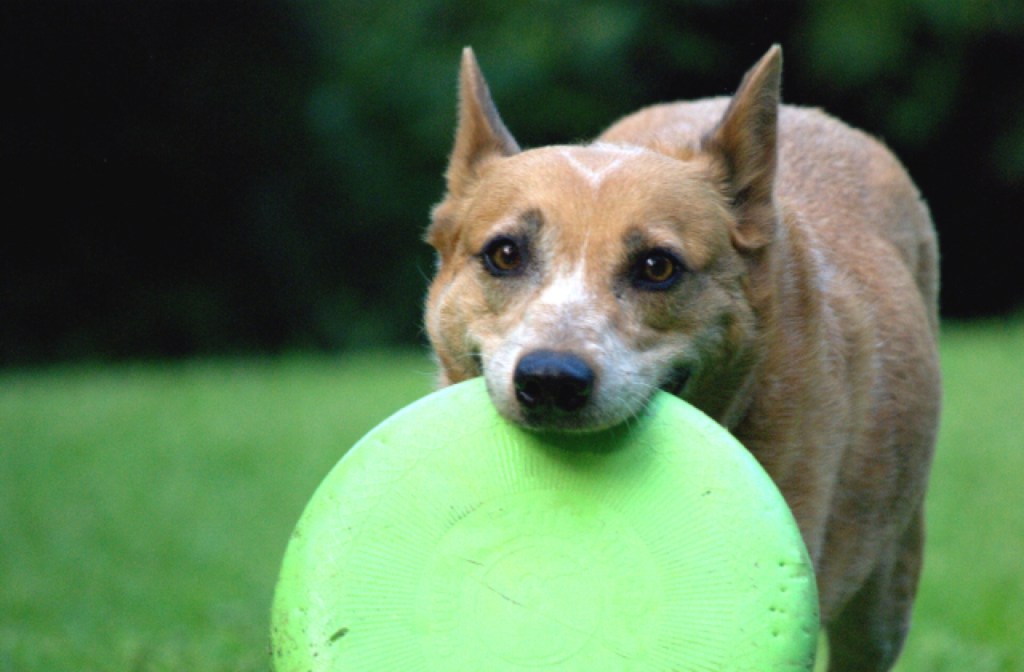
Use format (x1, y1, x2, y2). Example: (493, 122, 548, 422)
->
(271, 378, 819, 671)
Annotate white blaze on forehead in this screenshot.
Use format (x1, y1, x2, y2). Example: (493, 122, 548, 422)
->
(558, 143, 646, 189)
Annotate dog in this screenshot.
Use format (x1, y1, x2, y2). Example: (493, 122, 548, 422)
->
(424, 45, 940, 671)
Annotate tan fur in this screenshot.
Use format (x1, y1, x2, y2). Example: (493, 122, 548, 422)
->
(425, 46, 940, 671)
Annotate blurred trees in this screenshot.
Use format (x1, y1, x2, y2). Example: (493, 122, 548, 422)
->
(3, 0, 1023, 364)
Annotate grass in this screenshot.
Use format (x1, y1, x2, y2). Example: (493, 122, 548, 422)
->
(2, 320, 1022, 671)
(0, 352, 437, 671)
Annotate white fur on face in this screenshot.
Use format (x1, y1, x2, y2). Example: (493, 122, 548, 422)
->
(536, 261, 590, 308)
(479, 258, 678, 430)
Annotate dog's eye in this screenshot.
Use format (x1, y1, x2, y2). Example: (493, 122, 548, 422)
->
(633, 249, 684, 290)
(481, 237, 525, 276)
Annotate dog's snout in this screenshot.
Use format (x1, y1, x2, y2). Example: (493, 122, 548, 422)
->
(514, 350, 595, 416)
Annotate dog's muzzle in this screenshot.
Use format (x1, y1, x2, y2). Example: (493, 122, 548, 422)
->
(513, 350, 594, 420)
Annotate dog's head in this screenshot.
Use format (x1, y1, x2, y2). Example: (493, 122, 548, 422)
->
(425, 47, 782, 432)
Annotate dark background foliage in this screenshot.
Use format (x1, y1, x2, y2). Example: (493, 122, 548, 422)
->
(3, 0, 1023, 365)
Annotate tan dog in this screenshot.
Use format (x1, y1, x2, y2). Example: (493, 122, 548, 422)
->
(424, 45, 940, 671)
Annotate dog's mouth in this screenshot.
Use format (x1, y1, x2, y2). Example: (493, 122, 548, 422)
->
(660, 366, 692, 397)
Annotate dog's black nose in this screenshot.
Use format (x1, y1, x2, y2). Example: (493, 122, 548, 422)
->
(514, 350, 595, 416)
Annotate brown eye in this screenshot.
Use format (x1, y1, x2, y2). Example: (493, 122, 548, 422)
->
(633, 249, 684, 290)
(643, 255, 675, 282)
(481, 236, 526, 276)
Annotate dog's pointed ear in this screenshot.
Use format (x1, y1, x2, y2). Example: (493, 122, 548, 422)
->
(427, 48, 519, 258)
(702, 45, 782, 252)
(446, 47, 520, 197)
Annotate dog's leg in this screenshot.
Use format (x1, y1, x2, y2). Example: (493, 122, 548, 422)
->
(825, 507, 925, 671)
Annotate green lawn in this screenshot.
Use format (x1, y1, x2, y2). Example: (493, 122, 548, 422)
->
(2, 321, 1022, 671)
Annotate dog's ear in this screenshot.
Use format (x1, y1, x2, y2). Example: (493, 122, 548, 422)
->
(445, 47, 520, 197)
(428, 48, 519, 259)
(702, 45, 782, 252)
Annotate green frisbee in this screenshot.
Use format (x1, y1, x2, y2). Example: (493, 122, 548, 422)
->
(271, 378, 819, 671)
